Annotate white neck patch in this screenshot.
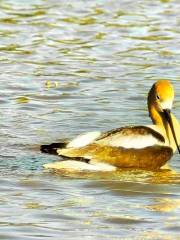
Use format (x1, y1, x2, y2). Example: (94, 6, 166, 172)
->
(161, 100, 173, 110)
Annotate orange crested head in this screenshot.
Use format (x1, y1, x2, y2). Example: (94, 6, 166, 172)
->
(148, 80, 175, 119)
(154, 80, 174, 104)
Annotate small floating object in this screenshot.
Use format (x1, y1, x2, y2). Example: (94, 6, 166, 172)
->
(16, 96, 30, 104)
(41, 80, 180, 172)
(45, 80, 59, 88)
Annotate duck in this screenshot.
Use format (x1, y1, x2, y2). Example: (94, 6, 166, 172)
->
(41, 80, 180, 171)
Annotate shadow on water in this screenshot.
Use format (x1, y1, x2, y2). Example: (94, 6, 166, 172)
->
(44, 157, 180, 184)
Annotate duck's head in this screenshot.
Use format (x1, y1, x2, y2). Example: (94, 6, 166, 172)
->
(153, 80, 174, 112)
(148, 80, 180, 153)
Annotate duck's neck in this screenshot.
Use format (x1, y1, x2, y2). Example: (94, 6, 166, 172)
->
(148, 104, 180, 152)
(148, 104, 163, 125)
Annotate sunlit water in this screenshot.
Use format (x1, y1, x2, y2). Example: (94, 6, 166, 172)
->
(0, 0, 180, 239)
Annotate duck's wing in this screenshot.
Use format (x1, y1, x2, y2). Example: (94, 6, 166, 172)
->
(95, 126, 165, 149)
(57, 126, 166, 157)
(57, 126, 167, 160)
(63, 126, 165, 150)
(41, 126, 165, 155)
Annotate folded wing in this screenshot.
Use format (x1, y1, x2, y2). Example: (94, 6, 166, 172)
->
(95, 126, 165, 149)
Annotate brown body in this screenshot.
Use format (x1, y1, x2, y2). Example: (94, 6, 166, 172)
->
(59, 144, 173, 170)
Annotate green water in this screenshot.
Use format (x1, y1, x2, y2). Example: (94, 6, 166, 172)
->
(0, 0, 180, 239)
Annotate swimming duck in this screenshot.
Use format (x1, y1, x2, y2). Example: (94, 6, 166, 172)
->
(41, 80, 180, 171)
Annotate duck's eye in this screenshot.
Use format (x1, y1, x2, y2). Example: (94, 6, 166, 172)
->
(156, 95, 160, 100)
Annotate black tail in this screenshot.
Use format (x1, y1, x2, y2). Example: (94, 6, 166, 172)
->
(41, 142, 67, 155)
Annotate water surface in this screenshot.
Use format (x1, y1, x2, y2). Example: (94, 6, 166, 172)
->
(0, 0, 180, 239)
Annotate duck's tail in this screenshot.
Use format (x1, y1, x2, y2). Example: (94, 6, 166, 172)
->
(41, 142, 68, 155)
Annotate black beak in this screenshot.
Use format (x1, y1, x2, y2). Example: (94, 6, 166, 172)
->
(163, 109, 180, 154)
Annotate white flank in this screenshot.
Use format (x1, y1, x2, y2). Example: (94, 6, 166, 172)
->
(67, 131, 101, 148)
(44, 160, 116, 172)
(100, 135, 163, 149)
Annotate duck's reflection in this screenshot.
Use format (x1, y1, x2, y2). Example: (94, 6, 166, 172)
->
(146, 197, 180, 212)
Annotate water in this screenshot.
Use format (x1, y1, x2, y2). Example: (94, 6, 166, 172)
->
(0, 0, 180, 239)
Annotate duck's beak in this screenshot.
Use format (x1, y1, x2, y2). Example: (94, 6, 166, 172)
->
(163, 109, 180, 154)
